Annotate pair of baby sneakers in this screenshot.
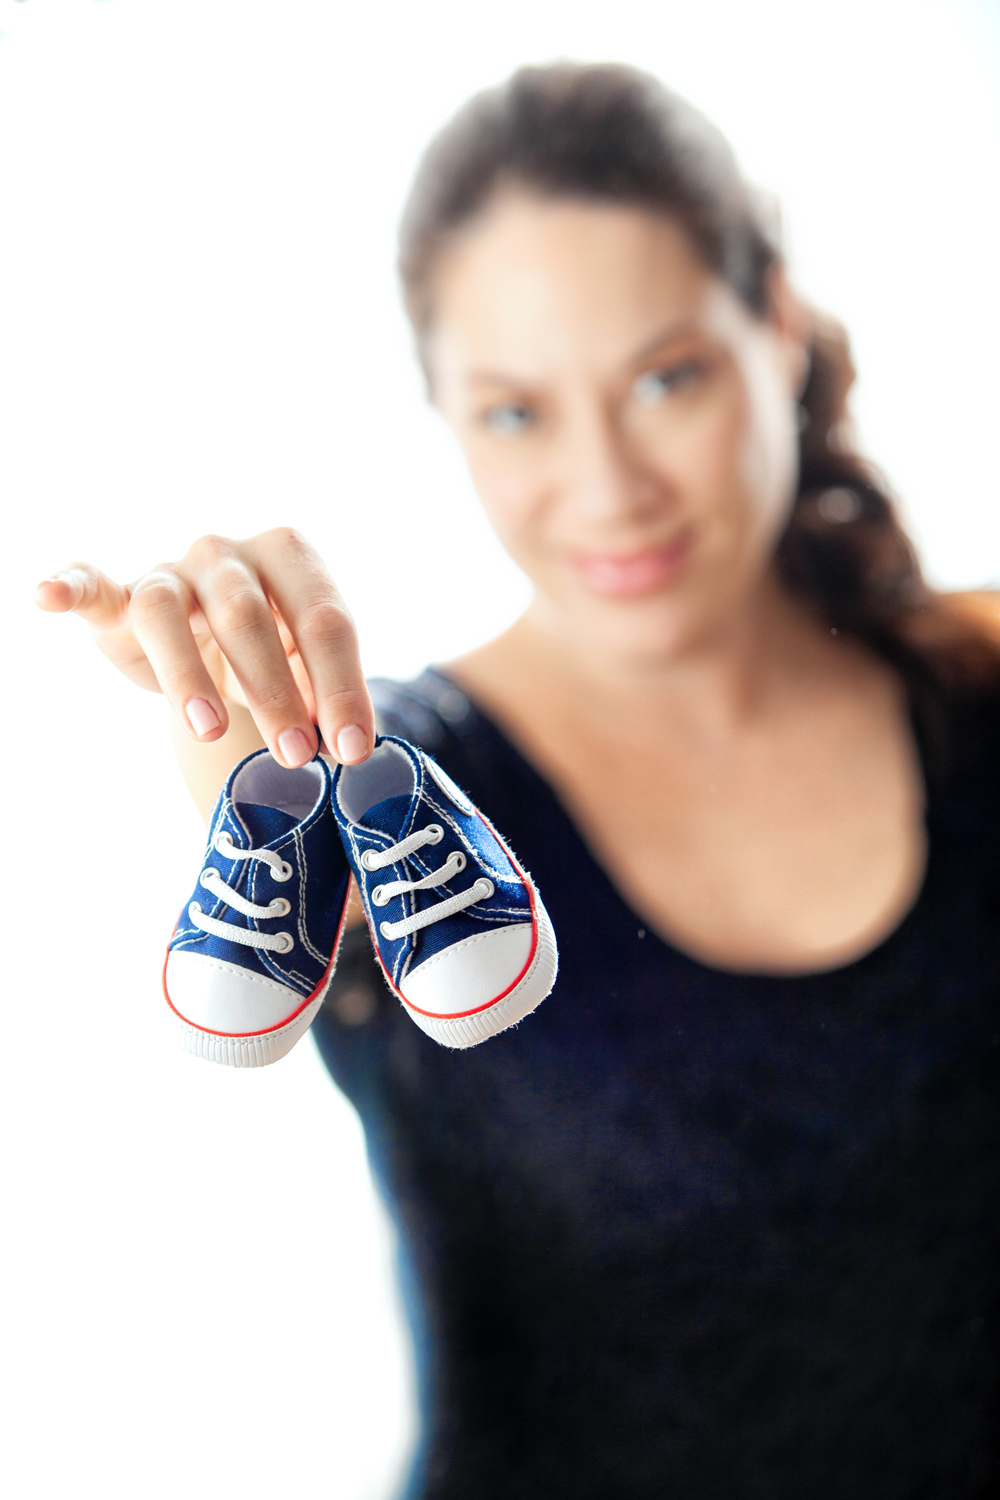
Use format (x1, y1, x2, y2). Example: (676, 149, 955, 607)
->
(163, 737, 558, 1066)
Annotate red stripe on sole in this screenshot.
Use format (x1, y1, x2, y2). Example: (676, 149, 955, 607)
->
(162, 887, 351, 1039)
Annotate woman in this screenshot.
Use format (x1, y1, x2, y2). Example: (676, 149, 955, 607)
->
(36, 64, 1000, 1498)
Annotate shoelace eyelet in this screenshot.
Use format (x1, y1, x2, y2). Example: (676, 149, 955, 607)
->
(199, 868, 290, 917)
(188, 902, 295, 954)
(371, 849, 466, 908)
(213, 830, 293, 882)
(378, 876, 494, 942)
(361, 824, 445, 873)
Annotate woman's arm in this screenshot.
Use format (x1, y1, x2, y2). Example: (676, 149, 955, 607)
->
(167, 697, 265, 823)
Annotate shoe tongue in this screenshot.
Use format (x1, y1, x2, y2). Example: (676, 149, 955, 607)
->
(234, 801, 299, 846)
(361, 793, 414, 838)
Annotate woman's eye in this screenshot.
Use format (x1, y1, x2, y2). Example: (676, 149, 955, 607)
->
(482, 402, 536, 436)
(632, 361, 702, 406)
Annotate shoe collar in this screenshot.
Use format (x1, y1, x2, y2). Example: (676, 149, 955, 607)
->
(334, 735, 474, 833)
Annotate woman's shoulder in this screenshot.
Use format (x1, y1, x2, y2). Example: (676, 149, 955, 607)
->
(366, 668, 560, 856)
(367, 667, 519, 815)
(368, 667, 478, 752)
(911, 668, 1000, 843)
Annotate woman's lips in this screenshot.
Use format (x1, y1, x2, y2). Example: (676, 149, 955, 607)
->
(569, 536, 691, 597)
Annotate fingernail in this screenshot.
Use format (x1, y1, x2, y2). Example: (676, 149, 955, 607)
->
(34, 574, 71, 602)
(185, 697, 221, 737)
(336, 725, 369, 764)
(278, 727, 314, 768)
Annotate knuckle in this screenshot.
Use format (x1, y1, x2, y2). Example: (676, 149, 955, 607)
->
(213, 588, 269, 639)
(128, 573, 181, 622)
(64, 560, 97, 587)
(297, 598, 354, 645)
(186, 533, 237, 569)
(251, 681, 300, 717)
(158, 661, 203, 696)
(316, 681, 372, 716)
(266, 525, 309, 553)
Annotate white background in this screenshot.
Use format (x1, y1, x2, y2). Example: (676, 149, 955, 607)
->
(2, 2, 998, 1496)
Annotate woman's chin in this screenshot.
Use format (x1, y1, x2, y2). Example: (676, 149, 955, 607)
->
(554, 585, 708, 668)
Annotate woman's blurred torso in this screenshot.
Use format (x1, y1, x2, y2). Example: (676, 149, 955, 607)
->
(314, 668, 1000, 1500)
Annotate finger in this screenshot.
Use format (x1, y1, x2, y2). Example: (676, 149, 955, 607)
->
(183, 536, 318, 768)
(35, 577, 82, 614)
(273, 613, 319, 722)
(127, 567, 231, 742)
(34, 563, 129, 628)
(35, 563, 161, 691)
(250, 528, 375, 764)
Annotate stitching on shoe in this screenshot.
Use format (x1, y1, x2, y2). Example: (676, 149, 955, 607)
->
(417, 787, 512, 885)
(250, 848, 290, 988)
(343, 823, 414, 983)
(337, 744, 528, 986)
(352, 793, 522, 918)
(188, 759, 334, 985)
(293, 823, 330, 966)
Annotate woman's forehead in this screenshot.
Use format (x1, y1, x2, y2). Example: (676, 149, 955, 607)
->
(429, 196, 739, 385)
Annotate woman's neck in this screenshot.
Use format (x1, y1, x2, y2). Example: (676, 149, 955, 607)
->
(453, 576, 842, 744)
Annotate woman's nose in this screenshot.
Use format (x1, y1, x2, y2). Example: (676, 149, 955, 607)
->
(559, 407, 667, 524)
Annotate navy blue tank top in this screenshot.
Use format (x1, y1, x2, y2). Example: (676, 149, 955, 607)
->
(312, 668, 1000, 1499)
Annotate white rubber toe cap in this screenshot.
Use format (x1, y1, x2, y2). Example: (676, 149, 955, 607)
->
(393, 895, 558, 1049)
(165, 948, 307, 1035)
(399, 921, 534, 1019)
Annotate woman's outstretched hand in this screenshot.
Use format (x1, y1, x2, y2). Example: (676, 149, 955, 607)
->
(34, 528, 375, 768)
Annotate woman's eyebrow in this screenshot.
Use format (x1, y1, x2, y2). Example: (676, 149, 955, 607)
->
(464, 321, 706, 389)
(466, 368, 534, 389)
(627, 319, 705, 366)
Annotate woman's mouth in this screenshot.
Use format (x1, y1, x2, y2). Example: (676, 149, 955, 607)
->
(568, 536, 692, 597)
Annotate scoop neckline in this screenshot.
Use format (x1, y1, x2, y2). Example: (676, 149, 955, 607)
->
(422, 664, 934, 987)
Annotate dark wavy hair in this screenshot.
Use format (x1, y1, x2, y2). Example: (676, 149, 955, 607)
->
(399, 62, 1000, 706)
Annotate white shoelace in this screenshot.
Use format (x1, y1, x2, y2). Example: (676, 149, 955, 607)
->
(188, 829, 295, 954)
(361, 823, 494, 941)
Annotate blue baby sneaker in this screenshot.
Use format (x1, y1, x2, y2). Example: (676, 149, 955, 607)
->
(332, 735, 558, 1048)
(164, 748, 350, 1067)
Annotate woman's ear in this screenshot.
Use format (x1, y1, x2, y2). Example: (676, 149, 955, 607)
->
(766, 264, 811, 398)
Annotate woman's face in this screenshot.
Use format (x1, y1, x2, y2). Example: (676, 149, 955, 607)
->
(429, 194, 808, 665)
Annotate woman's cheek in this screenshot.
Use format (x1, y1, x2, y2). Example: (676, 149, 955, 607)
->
(658, 390, 748, 531)
(735, 344, 800, 535)
(470, 464, 548, 568)
(697, 379, 789, 543)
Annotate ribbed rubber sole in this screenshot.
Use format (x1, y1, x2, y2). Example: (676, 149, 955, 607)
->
(177, 979, 331, 1069)
(402, 892, 559, 1050)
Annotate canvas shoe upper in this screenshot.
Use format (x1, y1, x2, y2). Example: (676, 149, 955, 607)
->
(332, 735, 558, 1048)
(165, 747, 350, 1068)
